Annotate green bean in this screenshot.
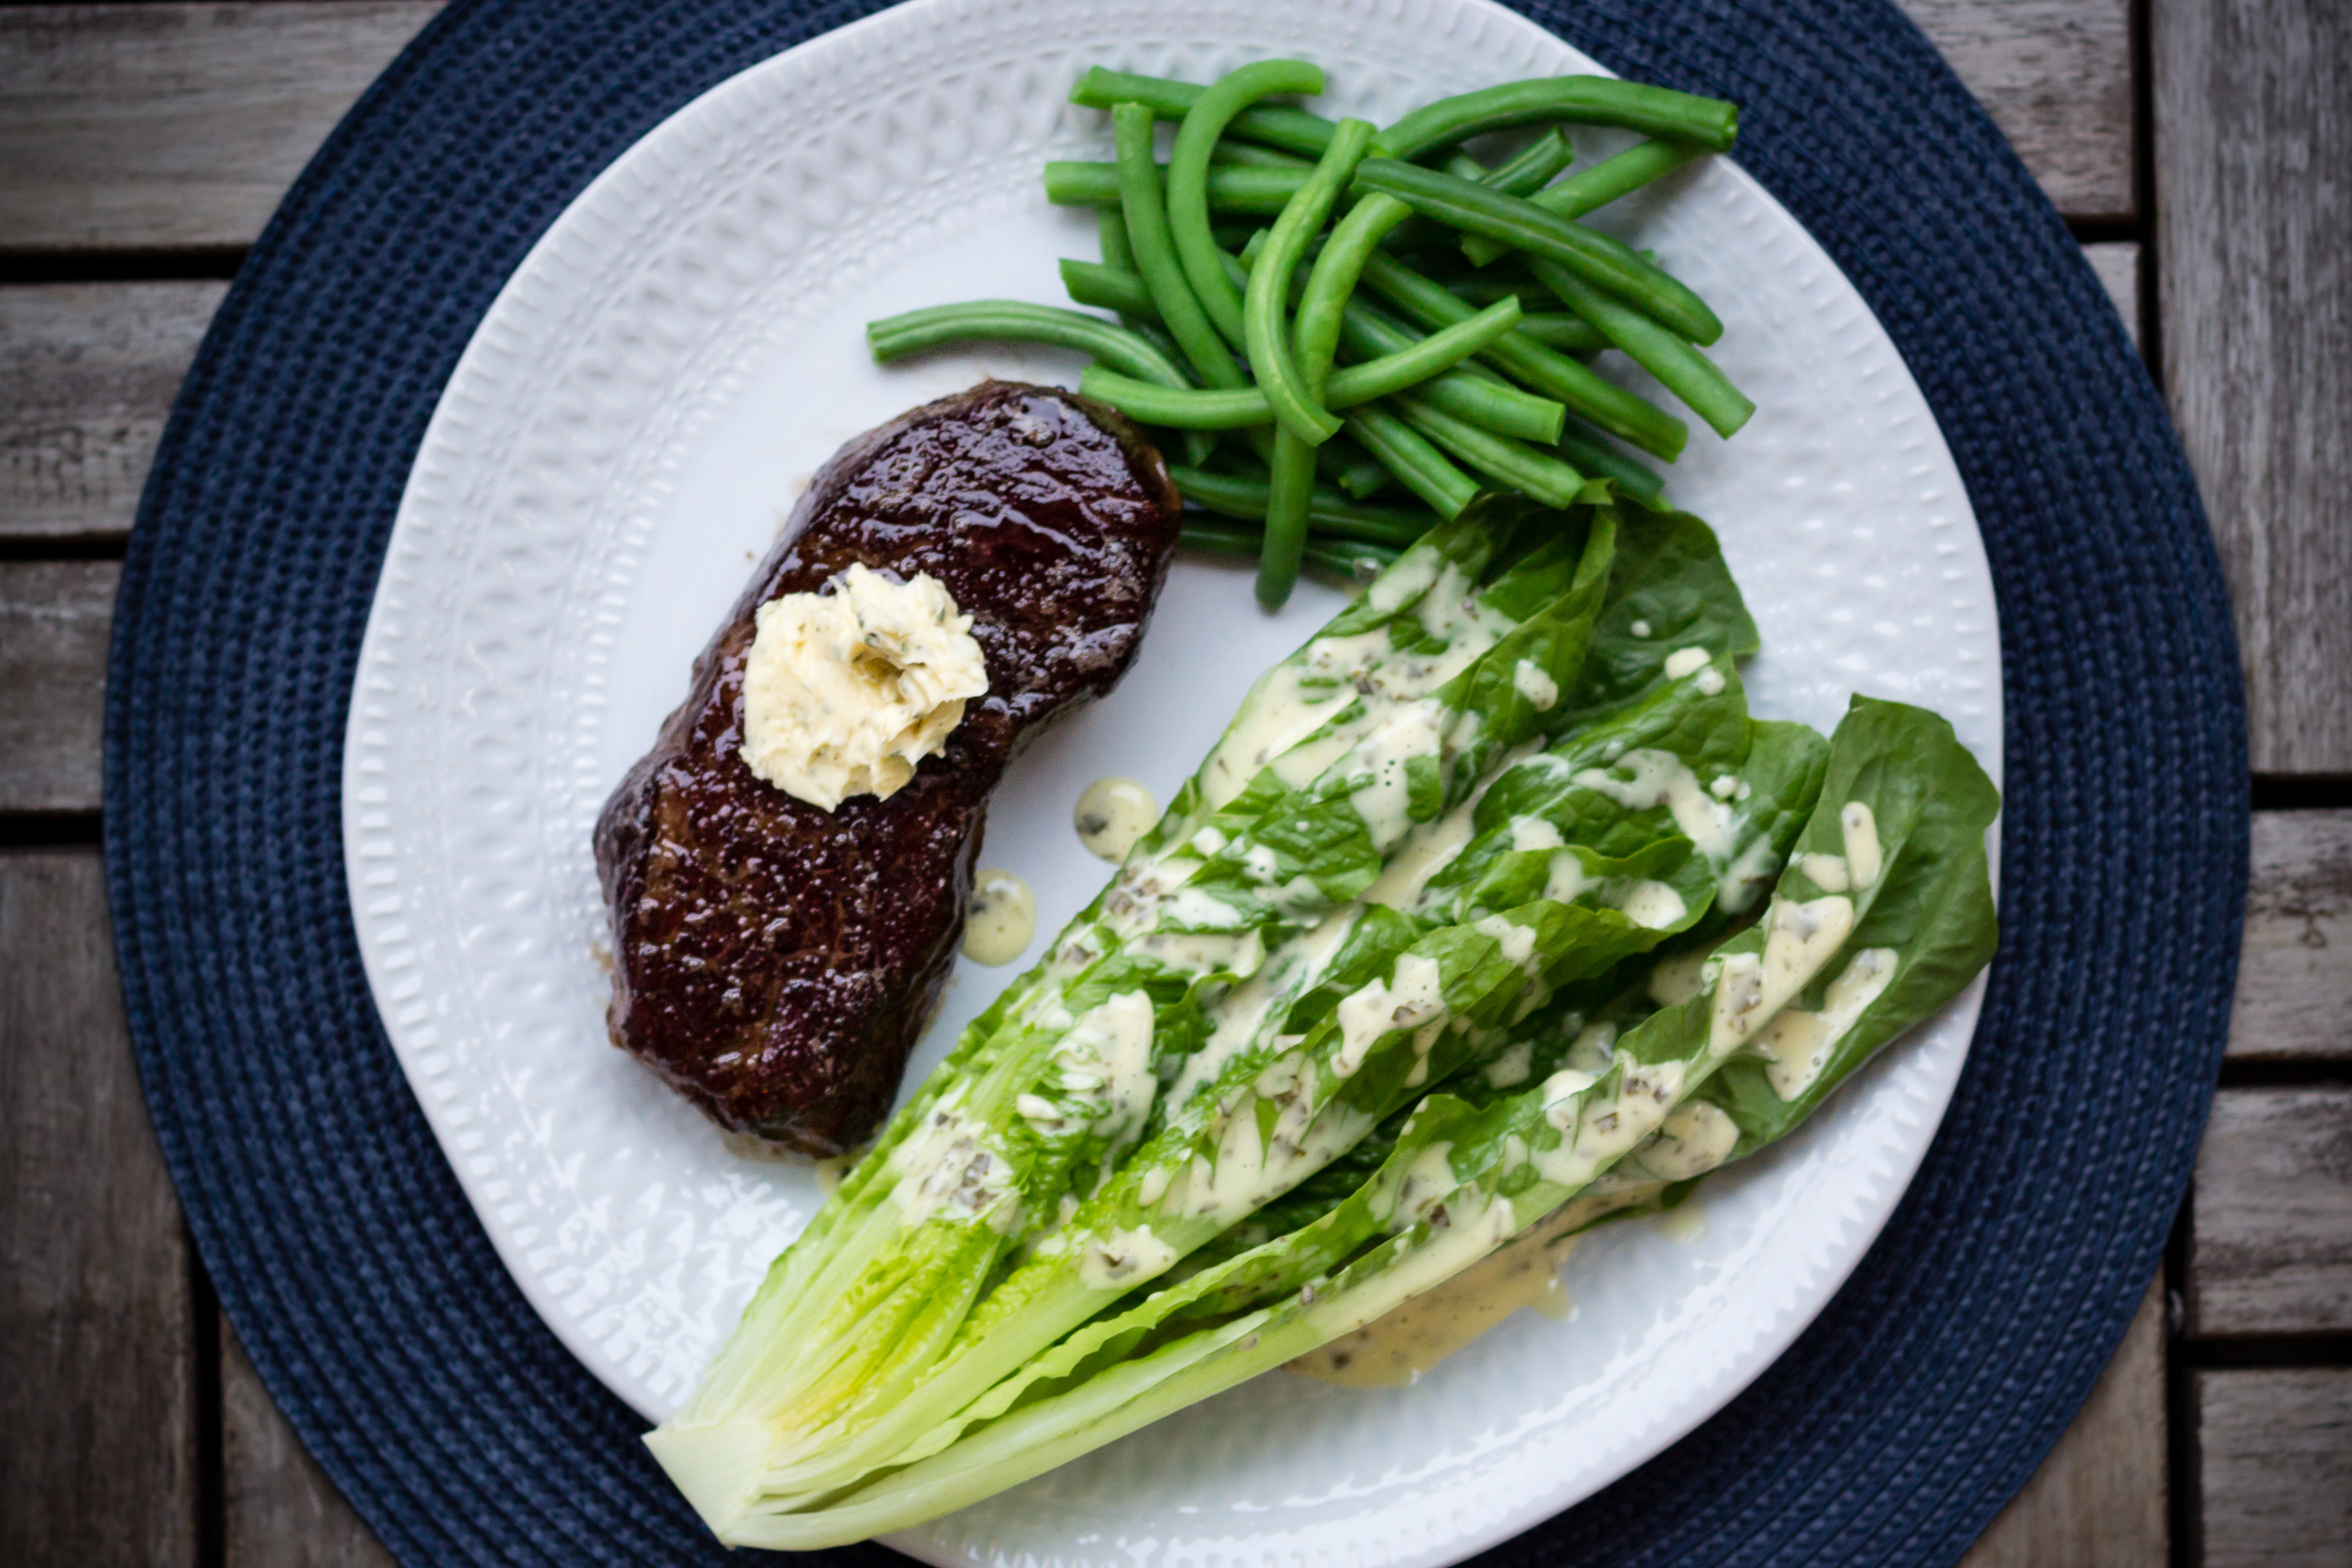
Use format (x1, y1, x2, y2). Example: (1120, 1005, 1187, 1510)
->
(1446, 280, 1614, 349)
(1356, 249, 1686, 459)
(1211, 140, 1313, 170)
(1231, 236, 1568, 445)
(865, 302, 1192, 387)
(1244, 118, 1373, 445)
(1462, 139, 1702, 264)
(1376, 76, 1737, 162)
(1447, 276, 1556, 310)
(1075, 370, 1265, 429)
(1329, 299, 1524, 406)
(1317, 437, 1393, 498)
(1171, 465, 1433, 546)
(1480, 126, 1578, 196)
(1332, 302, 1564, 443)
(1078, 297, 1521, 426)
(1113, 105, 1247, 391)
(1180, 522, 1404, 584)
(1171, 62, 1326, 350)
(1380, 129, 1575, 254)
(1556, 415, 1664, 500)
(1124, 319, 1193, 377)
(1260, 434, 1315, 606)
(1293, 193, 1413, 387)
(1392, 392, 1585, 508)
(1070, 67, 1340, 157)
(1512, 312, 1606, 352)
(1343, 405, 1478, 519)
(1061, 258, 1159, 320)
(1352, 158, 1722, 344)
(1097, 208, 1135, 272)
(1530, 257, 1753, 437)
(1046, 161, 1308, 213)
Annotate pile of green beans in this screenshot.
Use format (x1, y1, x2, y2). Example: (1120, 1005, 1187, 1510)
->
(863, 59, 1753, 608)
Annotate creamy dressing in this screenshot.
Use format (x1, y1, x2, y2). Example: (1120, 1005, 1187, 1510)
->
(1077, 1224, 1178, 1289)
(1511, 658, 1560, 712)
(1755, 946, 1899, 1098)
(961, 870, 1036, 965)
(1623, 1100, 1739, 1181)
(1332, 952, 1448, 1078)
(1509, 815, 1566, 853)
(1176, 1100, 1269, 1226)
(1662, 646, 1711, 678)
(1074, 777, 1158, 863)
(1647, 948, 1712, 1006)
(1288, 1194, 1520, 1377)
(1135, 926, 1263, 977)
(1529, 1050, 1693, 1192)
(1799, 852, 1851, 891)
(1160, 886, 1244, 931)
(1709, 894, 1857, 1057)
(1344, 701, 1448, 854)
(1470, 913, 1538, 967)
(1571, 749, 1736, 859)
(1716, 829, 1784, 914)
(1165, 904, 1361, 1111)
(1365, 548, 1440, 612)
(1613, 879, 1687, 929)
(888, 1087, 1020, 1231)
(1288, 1210, 1575, 1388)
(1358, 803, 1477, 909)
(1841, 802, 1883, 890)
(1544, 850, 1591, 904)
(1483, 1039, 1535, 1087)
(1198, 559, 1504, 814)
(1051, 991, 1157, 1141)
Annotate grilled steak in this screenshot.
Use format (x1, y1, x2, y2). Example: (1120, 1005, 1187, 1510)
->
(594, 382, 1181, 1157)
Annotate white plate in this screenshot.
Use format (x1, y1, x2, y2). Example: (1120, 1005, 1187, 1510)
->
(342, 2, 2002, 1564)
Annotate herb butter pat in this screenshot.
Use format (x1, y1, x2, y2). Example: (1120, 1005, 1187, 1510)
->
(739, 564, 988, 811)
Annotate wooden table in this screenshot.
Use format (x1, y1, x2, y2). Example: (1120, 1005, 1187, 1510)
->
(3, 3, 2345, 1563)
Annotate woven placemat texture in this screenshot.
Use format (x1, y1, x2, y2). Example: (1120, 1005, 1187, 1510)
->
(104, 0, 2246, 1563)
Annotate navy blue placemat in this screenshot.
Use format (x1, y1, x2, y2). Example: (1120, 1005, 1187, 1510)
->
(104, 1, 2246, 1563)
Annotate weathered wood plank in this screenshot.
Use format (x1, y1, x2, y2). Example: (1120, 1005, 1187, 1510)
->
(0, 851, 197, 1566)
(1960, 1274, 2167, 1566)
(0, 2, 441, 252)
(0, 0, 2129, 257)
(2231, 811, 2352, 1061)
(0, 560, 117, 814)
(224, 1324, 397, 1568)
(2188, 1087, 2352, 1337)
(2155, 0, 2352, 775)
(2195, 1369, 2352, 1568)
(1895, 0, 2135, 221)
(2, 282, 229, 542)
(2083, 240, 2139, 349)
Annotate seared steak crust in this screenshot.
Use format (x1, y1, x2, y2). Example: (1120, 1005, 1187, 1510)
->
(594, 382, 1181, 1156)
